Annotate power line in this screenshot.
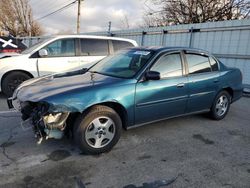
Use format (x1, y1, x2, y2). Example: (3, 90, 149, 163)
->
(35, 0, 77, 21)
(36, 0, 77, 21)
(34, 0, 71, 20)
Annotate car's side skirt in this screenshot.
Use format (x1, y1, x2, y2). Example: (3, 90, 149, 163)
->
(127, 109, 210, 129)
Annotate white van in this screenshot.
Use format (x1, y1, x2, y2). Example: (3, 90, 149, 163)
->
(0, 35, 138, 96)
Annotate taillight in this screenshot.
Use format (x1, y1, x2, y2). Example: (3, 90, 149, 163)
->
(2, 49, 21, 53)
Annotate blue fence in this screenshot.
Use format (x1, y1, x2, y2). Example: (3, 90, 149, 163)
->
(18, 19, 250, 84)
(86, 19, 250, 85)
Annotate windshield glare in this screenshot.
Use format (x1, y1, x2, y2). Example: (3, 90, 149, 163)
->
(90, 50, 154, 78)
(21, 38, 52, 54)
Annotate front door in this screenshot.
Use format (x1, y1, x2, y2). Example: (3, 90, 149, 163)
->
(37, 38, 80, 76)
(135, 52, 188, 124)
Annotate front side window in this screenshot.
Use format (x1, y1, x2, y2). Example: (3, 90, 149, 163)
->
(151, 53, 183, 78)
(186, 54, 211, 74)
(81, 39, 109, 56)
(112, 40, 134, 52)
(43, 39, 75, 57)
(22, 38, 52, 55)
(90, 49, 154, 78)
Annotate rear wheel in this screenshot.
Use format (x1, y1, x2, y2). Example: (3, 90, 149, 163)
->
(2, 71, 31, 97)
(210, 91, 231, 120)
(74, 105, 122, 155)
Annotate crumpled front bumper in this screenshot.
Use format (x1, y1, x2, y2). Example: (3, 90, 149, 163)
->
(8, 97, 70, 144)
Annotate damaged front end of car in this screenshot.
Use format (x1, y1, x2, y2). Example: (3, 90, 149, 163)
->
(19, 101, 70, 144)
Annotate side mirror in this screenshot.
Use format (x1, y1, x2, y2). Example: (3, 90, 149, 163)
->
(145, 71, 160, 81)
(38, 49, 48, 57)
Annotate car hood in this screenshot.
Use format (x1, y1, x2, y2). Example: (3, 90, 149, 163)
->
(0, 53, 29, 64)
(16, 71, 124, 102)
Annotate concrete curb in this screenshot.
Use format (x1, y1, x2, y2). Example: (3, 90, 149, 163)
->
(243, 84, 250, 97)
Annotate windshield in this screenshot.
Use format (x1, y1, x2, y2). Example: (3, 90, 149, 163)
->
(21, 37, 52, 54)
(89, 49, 154, 78)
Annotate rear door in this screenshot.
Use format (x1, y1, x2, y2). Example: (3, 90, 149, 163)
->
(36, 38, 80, 76)
(185, 52, 220, 112)
(79, 38, 109, 68)
(135, 51, 188, 124)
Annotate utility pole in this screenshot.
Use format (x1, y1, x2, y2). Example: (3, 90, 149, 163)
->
(108, 21, 111, 36)
(77, 0, 83, 34)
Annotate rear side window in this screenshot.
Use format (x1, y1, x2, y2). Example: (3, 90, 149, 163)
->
(112, 40, 134, 52)
(186, 54, 211, 74)
(80, 39, 109, 56)
(209, 57, 219, 71)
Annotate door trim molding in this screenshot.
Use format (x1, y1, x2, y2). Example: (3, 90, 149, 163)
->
(136, 95, 188, 107)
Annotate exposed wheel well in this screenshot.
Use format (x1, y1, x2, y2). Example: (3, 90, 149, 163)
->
(1, 70, 34, 88)
(223, 87, 233, 101)
(69, 102, 128, 130)
(95, 102, 128, 129)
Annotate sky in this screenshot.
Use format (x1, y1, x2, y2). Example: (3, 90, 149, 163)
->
(30, 0, 150, 35)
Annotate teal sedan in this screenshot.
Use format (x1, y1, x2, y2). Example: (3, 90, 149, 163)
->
(9, 47, 243, 154)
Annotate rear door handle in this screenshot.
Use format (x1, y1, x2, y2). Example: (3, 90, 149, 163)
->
(68, 60, 78, 63)
(213, 79, 219, 83)
(176, 83, 185, 88)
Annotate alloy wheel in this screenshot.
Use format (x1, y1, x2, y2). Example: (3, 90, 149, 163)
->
(215, 95, 229, 117)
(85, 116, 116, 148)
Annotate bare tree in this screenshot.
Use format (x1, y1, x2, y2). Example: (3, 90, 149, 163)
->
(120, 14, 130, 29)
(143, 0, 250, 27)
(0, 0, 43, 36)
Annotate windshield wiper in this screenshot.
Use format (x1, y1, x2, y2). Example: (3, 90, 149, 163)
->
(89, 71, 99, 74)
(54, 68, 88, 78)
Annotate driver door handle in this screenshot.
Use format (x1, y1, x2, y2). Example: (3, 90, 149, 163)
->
(176, 83, 185, 88)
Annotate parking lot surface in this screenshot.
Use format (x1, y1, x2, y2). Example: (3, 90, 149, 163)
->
(0, 97, 249, 188)
(0, 93, 8, 111)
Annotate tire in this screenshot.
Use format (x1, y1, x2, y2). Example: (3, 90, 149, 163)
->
(2, 71, 31, 97)
(210, 90, 231, 120)
(74, 105, 122, 155)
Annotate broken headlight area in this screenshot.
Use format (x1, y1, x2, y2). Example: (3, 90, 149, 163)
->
(20, 102, 70, 144)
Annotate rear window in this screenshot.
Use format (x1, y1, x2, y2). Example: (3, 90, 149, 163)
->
(80, 39, 109, 56)
(112, 40, 134, 52)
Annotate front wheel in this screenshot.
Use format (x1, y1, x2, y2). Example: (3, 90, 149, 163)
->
(210, 91, 231, 120)
(74, 105, 122, 155)
(2, 71, 31, 97)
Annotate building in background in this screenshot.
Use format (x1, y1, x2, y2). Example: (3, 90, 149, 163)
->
(0, 31, 27, 54)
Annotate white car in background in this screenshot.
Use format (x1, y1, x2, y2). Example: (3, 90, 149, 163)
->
(0, 52, 20, 59)
(0, 35, 138, 96)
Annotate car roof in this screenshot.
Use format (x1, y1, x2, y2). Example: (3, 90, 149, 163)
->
(49, 35, 138, 46)
(128, 46, 210, 55)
